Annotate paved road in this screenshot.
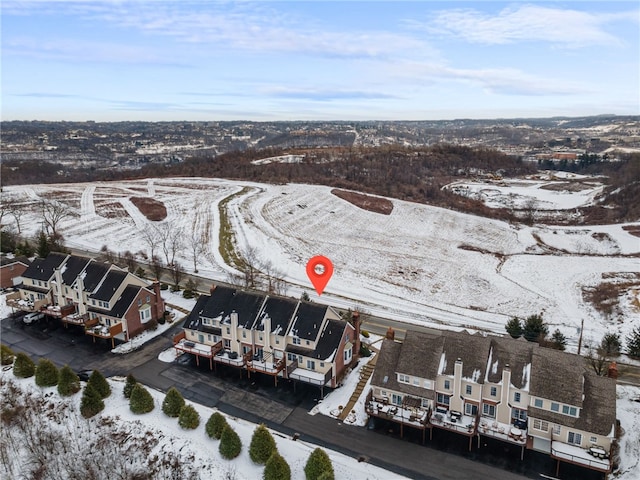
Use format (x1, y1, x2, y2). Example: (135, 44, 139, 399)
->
(2, 314, 608, 480)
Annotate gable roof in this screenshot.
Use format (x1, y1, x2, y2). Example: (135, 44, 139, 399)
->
(109, 285, 142, 318)
(226, 290, 266, 328)
(89, 270, 127, 302)
(255, 295, 298, 335)
(59, 255, 92, 285)
(396, 330, 443, 380)
(371, 338, 402, 391)
(486, 336, 535, 389)
(0, 255, 30, 268)
(21, 252, 67, 281)
(530, 347, 585, 406)
(290, 302, 326, 340)
(439, 331, 492, 381)
(311, 319, 350, 361)
(82, 261, 112, 292)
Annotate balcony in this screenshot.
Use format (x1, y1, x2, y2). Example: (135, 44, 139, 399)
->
(366, 396, 429, 428)
(551, 441, 611, 473)
(478, 419, 527, 446)
(288, 366, 332, 386)
(430, 407, 477, 436)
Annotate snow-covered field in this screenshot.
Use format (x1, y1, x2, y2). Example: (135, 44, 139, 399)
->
(2, 176, 638, 351)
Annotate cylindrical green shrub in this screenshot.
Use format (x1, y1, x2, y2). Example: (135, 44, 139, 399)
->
(162, 386, 185, 417)
(249, 424, 277, 465)
(35, 358, 59, 387)
(80, 383, 105, 418)
(58, 365, 81, 396)
(13, 352, 35, 378)
(129, 383, 154, 414)
(264, 452, 291, 480)
(123, 373, 137, 399)
(219, 424, 242, 459)
(304, 448, 334, 480)
(205, 412, 228, 440)
(87, 370, 111, 399)
(1, 344, 15, 365)
(178, 404, 200, 430)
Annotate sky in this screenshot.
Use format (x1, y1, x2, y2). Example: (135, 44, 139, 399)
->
(1, 0, 639, 122)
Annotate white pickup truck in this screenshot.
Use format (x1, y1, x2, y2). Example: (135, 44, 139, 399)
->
(23, 312, 44, 324)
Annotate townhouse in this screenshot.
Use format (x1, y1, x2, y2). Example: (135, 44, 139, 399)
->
(368, 329, 616, 476)
(174, 284, 358, 393)
(0, 255, 30, 290)
(6, 252, 165, 347)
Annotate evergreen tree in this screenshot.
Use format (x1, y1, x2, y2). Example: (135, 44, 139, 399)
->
(123, 373, 137, 399)
(35, 358, 59, 387)
(129, 383, 155, 414)
(1, 344, 15, 365)
(162, 386, 186, 417)
(87, 370, 111, 399)
(178, 404, 200, 430)
(317, 472, 335, 480)
(304, 448, 334, 480)
(80, 383, 105, 418)
(549, 329, 567, 351)
(219, 424, 242, 459)
(249, 424, 278, 465)
(36, 230, 51, 258)
(58, 365, 81, 396)
(626, 326, 640, 358)
(505, 317, 523, 338)
(263, 452, 290, 480)
(601, 332, 622, 356)
(13, 352, 35, 378)
(523, 313, 548, 343)
(205, 412, 228, 440)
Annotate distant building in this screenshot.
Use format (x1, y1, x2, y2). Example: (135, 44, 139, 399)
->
(0, 255, 30, 290)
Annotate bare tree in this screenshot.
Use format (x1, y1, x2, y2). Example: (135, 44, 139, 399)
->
(187, 228, 205, 273)
(41, 200, 72, 237)
(241, 246, 260, 289)
(122, 250, 137, 272)
(150, 255, 164, 281)
(140, 226, 161, 261)
(170, 261, 185, 288)
(167, 225, 184, 266)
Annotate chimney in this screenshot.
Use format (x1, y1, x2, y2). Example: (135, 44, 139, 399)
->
(352, 311, 361, 360)
(607, 362, 618, 379)
(210, 284, 217, 295)
(152, 280, 164, 320)
(386, 327, 395, 340)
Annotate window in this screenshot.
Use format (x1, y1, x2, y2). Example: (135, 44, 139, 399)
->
(198, 334, 204, 343)
(344, 347, 352, 363)
(421, 398, 431, 408)
(533, 419, 549, 431)
(139, 307, 151, 323)
(242, 331, 246, 338)
(436, 393, 450, 405)
(514, 392, 521, 403)
(292, 337, 300, 345)
(306, 340, 310, 345)
(146, 295, 150, 303)
(413, 378, 421, 386)
(224, 339, 230, 348)
(444, 380, 451, 390)
(567, 432, 582, 446)
(465, 385, 472, 395)
(465, 403, 478, 416)
(482, 404, 496, 418)
(307, 360, 315, 370)
(551, 402, 559, 412)
(511, 408, 527, 422)
(423, 380, 433, 389)
(242, 346, 250, 354)
(553, 424, 561, 435)
(138, 299, 142, 306)
(392, 393, 402, 406)
(562, 405, 569, 415)
(275, 338, 280, 344)
(320, 362, 324, 368)
(226, 327, 230, 334)
(259, 333, 263, 341)
(287, 352, 295, 361)
(590, 436, 597, 443)
(398, 374, 410, 384)
(207, 334, 212, 341)
(534, 398, 543, 408)
(490, 386, 497, 397)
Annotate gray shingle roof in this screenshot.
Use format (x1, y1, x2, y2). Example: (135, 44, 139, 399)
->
(487, 336, 535, 389)
(529, 347, 585, 406)
(22, 252, 67, 281)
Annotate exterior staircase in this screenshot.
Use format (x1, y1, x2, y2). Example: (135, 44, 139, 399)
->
(338, 341, 380, 421)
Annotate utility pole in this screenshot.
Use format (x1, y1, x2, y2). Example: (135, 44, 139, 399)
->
(577, 318, 584, 355)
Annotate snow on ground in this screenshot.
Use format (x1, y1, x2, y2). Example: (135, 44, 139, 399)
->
(0, 370, 407, 480)
(615, 386, 640, 479)
(2, 177, 638, 354)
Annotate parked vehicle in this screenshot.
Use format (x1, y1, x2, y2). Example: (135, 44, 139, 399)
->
(23, 312, 44, 324)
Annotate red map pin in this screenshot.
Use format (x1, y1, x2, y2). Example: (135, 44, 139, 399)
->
(306, 255, 334, 296)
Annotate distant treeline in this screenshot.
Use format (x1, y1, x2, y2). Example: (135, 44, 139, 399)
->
(2, 144, 638, 224)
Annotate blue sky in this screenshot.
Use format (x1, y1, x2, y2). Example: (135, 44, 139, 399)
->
(2, 1, 639, 121)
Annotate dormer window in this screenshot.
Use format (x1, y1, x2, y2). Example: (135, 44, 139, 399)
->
(292, 337, 301, 345)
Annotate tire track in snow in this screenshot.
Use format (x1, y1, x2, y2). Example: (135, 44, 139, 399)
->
(119, 197, 148, 230)
(80, 185, 96, 220)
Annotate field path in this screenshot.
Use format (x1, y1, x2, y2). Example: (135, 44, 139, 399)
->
(80, 185, 96, 219)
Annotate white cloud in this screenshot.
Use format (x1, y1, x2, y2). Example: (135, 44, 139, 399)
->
(422, 4, 635, 47)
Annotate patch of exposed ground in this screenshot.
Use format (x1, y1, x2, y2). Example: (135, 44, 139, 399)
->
(129, 196, 167, 221)
(331, 189, 393, 215)
(539, 181, 599, 192)
(622, 225, 640, 238)
(583, 272, 640, 317)
(95, 201, 130, 219)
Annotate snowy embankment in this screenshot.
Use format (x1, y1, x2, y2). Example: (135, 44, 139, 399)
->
(0, 369, 406, 480)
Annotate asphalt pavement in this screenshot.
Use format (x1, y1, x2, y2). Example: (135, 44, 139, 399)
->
(1, 314, 605, 480)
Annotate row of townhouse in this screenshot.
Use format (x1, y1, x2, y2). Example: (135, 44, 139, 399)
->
(368, 329, 616, 477)
(174, 284, 359, 392)
(6, 252, 165, 347)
